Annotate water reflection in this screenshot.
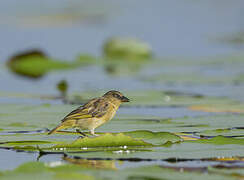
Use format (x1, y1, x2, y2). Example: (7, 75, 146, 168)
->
(63, 155, 117, 170)
(104, 61, 143, 76)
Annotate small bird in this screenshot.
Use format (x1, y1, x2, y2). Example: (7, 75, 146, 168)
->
(48, 90, 129, 136)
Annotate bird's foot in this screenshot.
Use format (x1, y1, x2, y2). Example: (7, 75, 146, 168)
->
(89, 129, 99, 137)
(76, 129, 87, 137)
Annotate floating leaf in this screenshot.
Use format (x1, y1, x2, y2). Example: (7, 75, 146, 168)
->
(0, 162, 236, 180)
(190, 136, 244, 145)
(0, 162, 94, 180)
(198, 128, 244, 137)
(2, 140, 52, 146)
(103, 37, 152, 60)
(7, 49, 70, 78)
(7, 50, 95, 78)
(54, 133, 152, 148)
(124, 130, 182, 145)
(67, 140, 244, 160)
(189, 104, 244, 113)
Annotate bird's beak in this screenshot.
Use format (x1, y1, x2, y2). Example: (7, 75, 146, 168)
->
(121, 96, 130, 102)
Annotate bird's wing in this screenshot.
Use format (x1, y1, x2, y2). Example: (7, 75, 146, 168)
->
(61, 97, 109, 122)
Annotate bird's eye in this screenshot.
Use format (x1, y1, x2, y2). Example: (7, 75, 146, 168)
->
(113, 94, 121, 99)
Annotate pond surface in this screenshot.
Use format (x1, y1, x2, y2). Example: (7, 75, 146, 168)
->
(1, 0, 244, 179)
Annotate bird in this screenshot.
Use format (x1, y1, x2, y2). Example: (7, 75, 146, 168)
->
(48, 90, 130, 136)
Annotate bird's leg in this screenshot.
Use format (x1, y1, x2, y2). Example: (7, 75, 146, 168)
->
(76, 129, 87, 138)
(90, 129, 99, 136)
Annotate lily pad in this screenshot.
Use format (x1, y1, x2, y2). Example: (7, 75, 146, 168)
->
(103, 37, 152, 60)
(66, 141, 244, 160)
(0, 162, 237, 180)
(1, 140, 52, 146)
(190, 136, 244, 145)
(7, 50, 95, 78)
(0, 131, 181, 153)
(51, 131, 182, 150)
(53, 133, 152, 149)
(189, 104, 244, 113)
(198, 128, 244, 137)
(0, 162, 94, 180)
(124, 130, 182, 145)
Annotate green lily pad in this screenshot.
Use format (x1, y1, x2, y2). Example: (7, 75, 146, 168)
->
(0, 162, 236, 180)
(1, 140, 52, 146)
(0, 162, 94, 180)
(0, 103, 76, 131)
(103, 37, 152, 60)
(50, 131, 182, 150)
(124, 130, 182, 145)
(0, 131, 68, 150)
(190, 136, 244, 145)
(66, 140, 244, 160)
(53, 133, 152, 149)
(159, 113, 244, 133)
(0, 131, 182, 152)
(189, 104, 244, 113)
(7, 50, 95, 78)
(198, 129, 244, 137)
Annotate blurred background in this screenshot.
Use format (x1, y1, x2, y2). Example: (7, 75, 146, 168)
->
(0, 0, 244, 102)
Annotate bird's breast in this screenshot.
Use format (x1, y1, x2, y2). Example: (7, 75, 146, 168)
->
(104, 107, 117, 122)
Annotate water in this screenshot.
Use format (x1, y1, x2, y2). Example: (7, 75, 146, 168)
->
(0, 0, 244, 61)
(0, 0, 244, 172)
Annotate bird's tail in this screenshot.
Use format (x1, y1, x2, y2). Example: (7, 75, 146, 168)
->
(48, 124, 64, 135)
(48, 120, 76, 135)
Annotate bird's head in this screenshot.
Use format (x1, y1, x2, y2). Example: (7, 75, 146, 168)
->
(103, 90, 130, 104)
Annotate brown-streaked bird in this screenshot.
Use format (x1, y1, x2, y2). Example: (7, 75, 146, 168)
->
(48, 90, 129, 136)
